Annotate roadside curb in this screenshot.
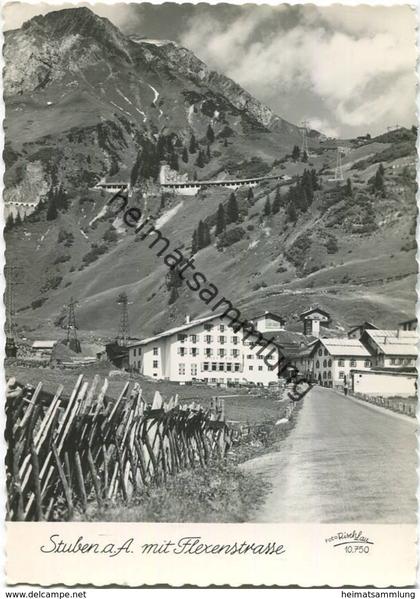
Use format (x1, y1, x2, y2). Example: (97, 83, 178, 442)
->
(336, 390, 416, 424)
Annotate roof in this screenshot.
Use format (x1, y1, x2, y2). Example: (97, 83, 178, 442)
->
(251, 311, 286, 323)
(128, 313, 225, 347)
(300, 306, 330, 320)
(347, 321, 378, 335)
(315, 338, 371, 357)
(398, 318, 417, 326)
(31, 340, 57, 349)
(363, 330, 417, 356)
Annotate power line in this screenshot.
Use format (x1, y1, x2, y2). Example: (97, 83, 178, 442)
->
(116, 292, 132, 346)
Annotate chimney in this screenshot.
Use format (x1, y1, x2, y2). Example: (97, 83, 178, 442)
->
(185, 315, 190, 324)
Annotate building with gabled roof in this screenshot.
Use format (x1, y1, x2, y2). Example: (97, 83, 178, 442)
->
(127, 312, 283, 386)
(347, 321, 378, 339)
(299, 306, 330, 337)
(398, 318, 417, 332)
(311, 338, 372, 389)
(360, 329, 417, 369)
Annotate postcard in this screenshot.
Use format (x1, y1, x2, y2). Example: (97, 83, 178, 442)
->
(3, 1, 417, 588)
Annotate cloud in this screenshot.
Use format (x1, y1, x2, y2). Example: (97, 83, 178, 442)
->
(179, 5, 416, 136)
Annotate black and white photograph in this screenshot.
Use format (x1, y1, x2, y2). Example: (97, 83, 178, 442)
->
(2, 0, 418, 587)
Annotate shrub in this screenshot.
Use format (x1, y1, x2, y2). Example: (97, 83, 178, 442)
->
(40, 275, 63, 292)
(31, 297, 48, 309)
(53, 254, 71, 265)
(326, 236, 338, 254)
(58, 229, 74, 246)
(103, 228, 118, 243)
(217, 226, 246, 249)
(82, 244, 108, 265)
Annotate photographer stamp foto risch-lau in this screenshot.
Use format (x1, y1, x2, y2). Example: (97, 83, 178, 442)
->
(2, 1, 418, 588)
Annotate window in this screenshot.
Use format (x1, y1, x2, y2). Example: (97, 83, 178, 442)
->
(190, 334, 197, 343)
(323, 371, 327, 379)
(316, 360, 320, 368)
(226, 363, 232, 372)
(205, 335, 212, 344)
(390, 358, 396, 365)
(338, 359, 345, 367)
(178, 363, 185, 375)
(323, 359, 327, 368)
(257, 365, 262, 371)
(190, 347, 198, 356)
(153, 347, 158, 355)
(203, 362, 209, 371)
(178, 347, 186, 356)
(232, 349, 239, 358)
(258, 354, 264, 360)
(324, 349, 328, 356)
(211, 362, 217, 371)
(204, 324, 213, 331)
(350, 359, 356, 367)
(218, 363, 224, 371)
(191, 364, 197, 376)
(220, 324, 225, 332)
(153, 360, 158, 369)
(339, 371, 345, 379)
(318, 349, 322, 356)
(205, 348, 212, 357)
(219, 336, 226, 344)
(249, 365, 254, 371)
(133, 348, 137, 357)
(177, 334, 187, 342)
(328, 359, 332, 367)
(234, 363, 240, 372)
(247, 354, 253, 359)
(232, 336, 238, 344)
(396, 358, 403, 365)
(364, 360, 371, 367)
(328, 371, 332, 379)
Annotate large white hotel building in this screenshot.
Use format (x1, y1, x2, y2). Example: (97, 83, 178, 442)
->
(127, 312, 286, 386)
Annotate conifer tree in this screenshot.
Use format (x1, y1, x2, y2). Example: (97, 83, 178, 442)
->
(206, 144, 211, 161)
(272, 186, 281, 214)
(215, 203, 226, 235)
(206, 124, 215, 144)
(195, 150, 205, 168)
(292, 145, 300, 161)
(226, 192, 239, 224)
(287, 202, 297, 223)
(169, 150, 179, 171)
(182, 146, 189, 163)
(189, 134, 197, 154)
(46, 189, 58, 221)
(197, 220, 206, 249)
(223, 138, 228, 147)
(191, 229, 198, 255)
(264, 196, 271, 216)
(344, 178, 353, 197)
(247, 188, 254, 204)
(302, 150, 308, 163)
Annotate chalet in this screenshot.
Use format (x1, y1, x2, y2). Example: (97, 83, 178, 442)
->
(312, 338, 371, 389)
(249, 311, 286, 334)
(300, 307, 330, 337)
(360, 329, 417, 369)
(31, 340, 57, 359)
(347, 322, 378, 340)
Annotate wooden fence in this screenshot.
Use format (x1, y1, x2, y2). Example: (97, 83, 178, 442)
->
(6, 375, 231, 522)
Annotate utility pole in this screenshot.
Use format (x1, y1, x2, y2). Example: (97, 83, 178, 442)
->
(65, 297, 81, 353)
(300, 120, 310, 157)
(5, 265, 22, 357)
(116, 292, 131, 346)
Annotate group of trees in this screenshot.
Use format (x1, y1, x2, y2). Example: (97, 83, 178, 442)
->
(46, 184, 68, 221)
(215, 193, 240, 235)
(291, 146, 308, 163)
(191, 220, 211, 254)
(283, 169, 320, 219)
(262, 185, 282, 217)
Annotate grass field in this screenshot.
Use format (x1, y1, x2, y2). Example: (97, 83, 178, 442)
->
(6, 362, 285, 426)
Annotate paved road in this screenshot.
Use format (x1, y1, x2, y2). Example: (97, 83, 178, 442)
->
(242, 386, 417, 523)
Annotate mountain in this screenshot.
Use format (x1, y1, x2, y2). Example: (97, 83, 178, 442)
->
(4, 8, 417, 342)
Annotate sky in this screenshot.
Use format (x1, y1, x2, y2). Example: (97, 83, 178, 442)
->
(3, 2, 417, 138)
